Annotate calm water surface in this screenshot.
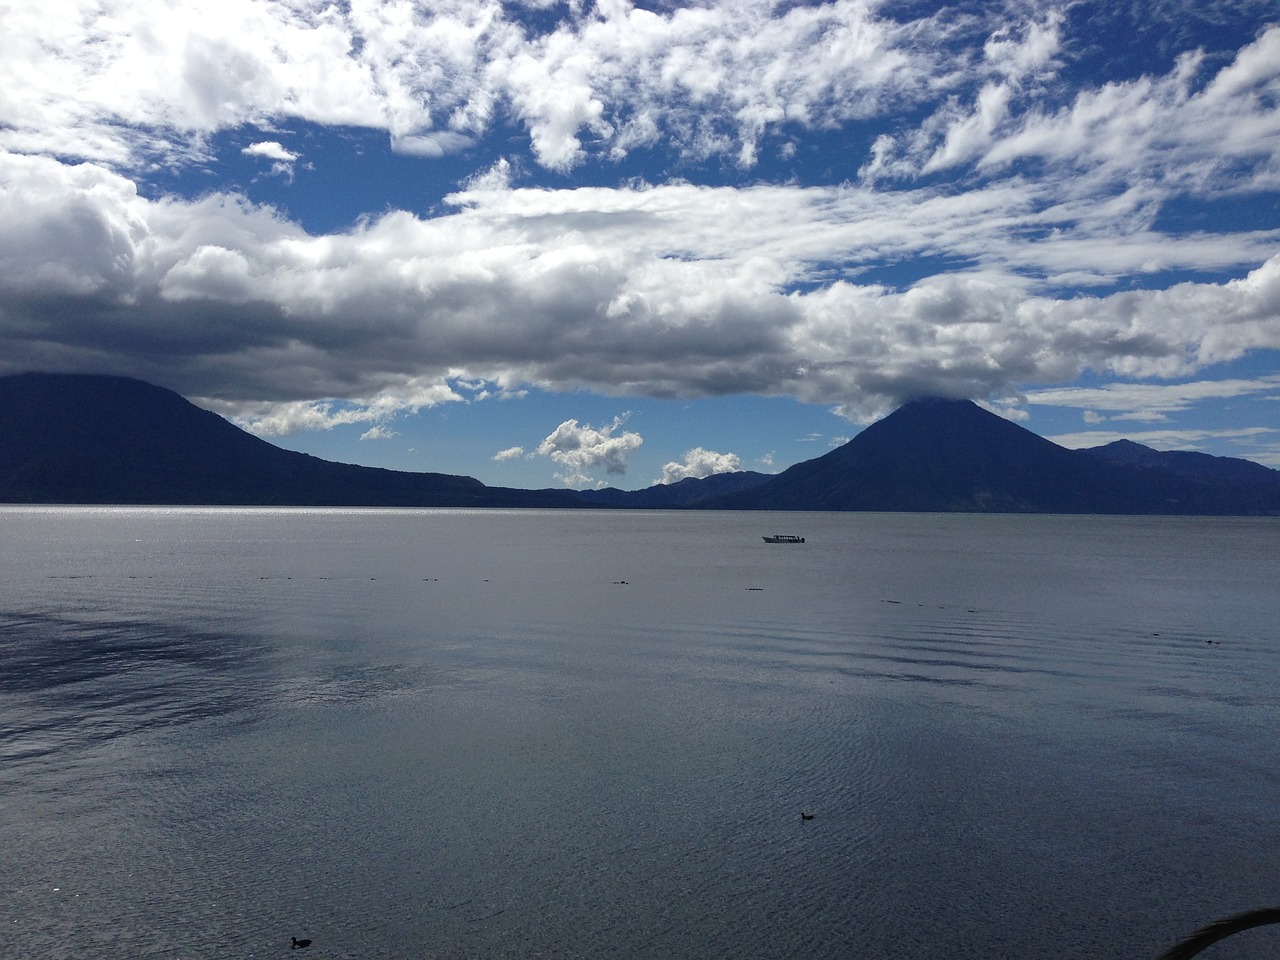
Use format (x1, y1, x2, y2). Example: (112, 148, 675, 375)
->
(1, 508, 1277, 959)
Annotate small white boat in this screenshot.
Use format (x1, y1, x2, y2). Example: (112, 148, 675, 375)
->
(762, 534, 805, 543)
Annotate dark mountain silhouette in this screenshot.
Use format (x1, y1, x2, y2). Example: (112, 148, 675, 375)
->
(4, 375, 1277, 514)
(0, 373, 579, 507)
(1081, 438, 1280, 489)
(576, 470, 771, 508)
(707, 397, 1280, 514)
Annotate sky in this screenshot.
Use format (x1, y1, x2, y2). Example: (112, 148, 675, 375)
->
(1, 0, 1279, 490)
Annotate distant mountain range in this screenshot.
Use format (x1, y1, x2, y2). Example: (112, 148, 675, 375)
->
(575, 470, 773, 508)
(3, 373, 1278, 514)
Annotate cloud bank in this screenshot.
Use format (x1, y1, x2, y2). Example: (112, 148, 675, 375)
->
(0, 0, 1277, 437)
(3, 144, 1277, 422)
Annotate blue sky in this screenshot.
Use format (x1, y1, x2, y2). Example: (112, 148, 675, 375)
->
(1, 0, 1278, 489)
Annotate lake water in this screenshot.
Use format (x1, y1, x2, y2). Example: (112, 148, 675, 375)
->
(1, 507, 1277, 959)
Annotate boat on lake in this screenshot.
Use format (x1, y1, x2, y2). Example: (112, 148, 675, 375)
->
(762, 534, 805, 543)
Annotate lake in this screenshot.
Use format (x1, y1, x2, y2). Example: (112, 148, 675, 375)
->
(1, 507, 1277, 959)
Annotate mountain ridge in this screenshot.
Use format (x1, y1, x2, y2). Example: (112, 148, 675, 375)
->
(2, 373, 1277, 514)
(0, 372, 580, 508)
(576, 470, 772, 508)
(1080, 438, 1280, 489)
(703, 397, 1280, 514)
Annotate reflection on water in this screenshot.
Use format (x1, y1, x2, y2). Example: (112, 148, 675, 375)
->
(0, 508, 1277, 959)
(0, 611, 268, 766)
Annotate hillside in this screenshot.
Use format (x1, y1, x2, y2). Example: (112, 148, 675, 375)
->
(575, 470, 771, 508)
(1081, 439, 1280, 489)
(0, 373, 579, 508)
(707, 398, 1280, 514)
(4, 375, 1277, 514)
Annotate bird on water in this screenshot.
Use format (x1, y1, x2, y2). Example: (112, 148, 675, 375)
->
(1155, 907, 1280, 960)
(291, 936, 312, 949)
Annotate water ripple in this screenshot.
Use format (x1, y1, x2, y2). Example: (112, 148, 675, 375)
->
(0, 610, 274, 765)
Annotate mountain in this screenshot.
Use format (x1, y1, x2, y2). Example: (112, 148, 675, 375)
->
(5, 375, 1278, 514)
(575, 470, 771, 508)
(1081, 438, 1280, 489)
(0, 372, 579, 508)
(708, 397, 1280, 514)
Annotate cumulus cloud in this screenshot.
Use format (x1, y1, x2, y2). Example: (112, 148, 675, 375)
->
(660, 447, 743, 483)
(0, 1, 1277, 444)
(2, 0, 1275, 205)
(0, 130, 1274, 427)
(242, 141, 297, 163)
(492, 445, 524, 461)
(0, 0, 386, 166)
(2, 143, 1280, 426)
(242, 140, 300, 179)
(0, 0, 1050, 174)
(486, 0, 963, 171)
(533, 415, 643, 486)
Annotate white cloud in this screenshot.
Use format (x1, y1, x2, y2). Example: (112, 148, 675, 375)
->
(484, 0, 959, 171)
(0, 0, 389, 165)
(242, 140, 300, 180)
(913, 11, 1064, 176)
(209, 380, 466, 436)
(392, 131, 476, 158)
(3, 0, 1275, 200)
(0, 0, 992, 173)
(242, 141, 298, 163)
(228, 399, 378, 436)
(2, 146, 1279, 426)
(1025, 376, 1280, 420)
(869, 23, 1280, 199)
(492, 445, 524, 461)
(0, 3, 1278, 440)
(976, 399, 1030, 422)
(533, 415, 643, 486)
(660, 447, 742, 483)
